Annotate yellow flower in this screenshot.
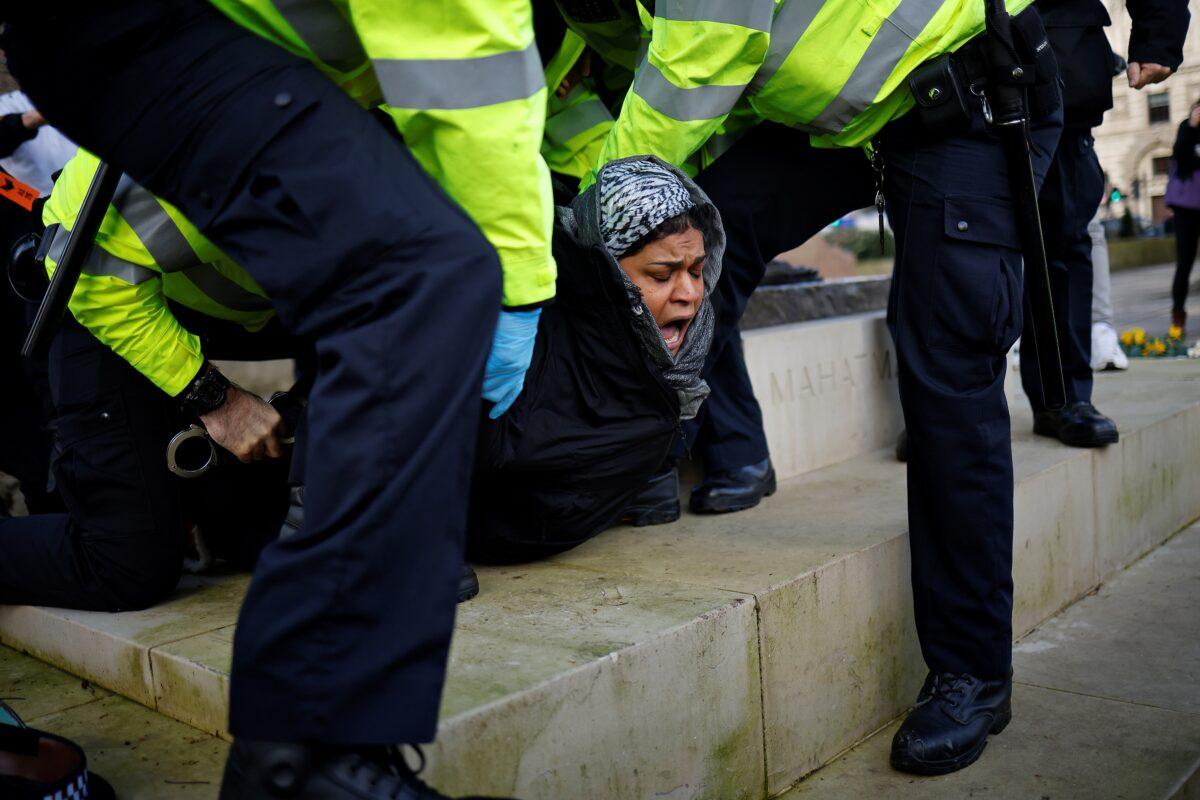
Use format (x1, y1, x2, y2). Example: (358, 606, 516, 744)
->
(1120, 329, 1135, 346)
(1149, 339, 1167, 355)
(1169, 325, 1184, 340)
(1133, 328, 1147, 345)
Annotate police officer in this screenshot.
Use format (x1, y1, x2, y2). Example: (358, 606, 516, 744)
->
(558, 0, 1066, 774)
(2, 0, 553, 796)
(0, 148, 296, 610)
(1019, 0, 1186, 446)
(535, 9, 615, 190)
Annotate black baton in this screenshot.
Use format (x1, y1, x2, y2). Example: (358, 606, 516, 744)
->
(982, 0, 1067, 410)
(21, 161, 120, 358)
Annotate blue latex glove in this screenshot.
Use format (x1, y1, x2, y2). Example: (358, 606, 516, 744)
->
(482, 309, 541, 419)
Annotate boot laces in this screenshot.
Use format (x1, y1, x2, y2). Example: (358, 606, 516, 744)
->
(343, 745, 443, 799)
(931, 673, 974, 706)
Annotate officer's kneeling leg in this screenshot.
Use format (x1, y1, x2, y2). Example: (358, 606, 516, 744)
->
(0, 317, 186, 611)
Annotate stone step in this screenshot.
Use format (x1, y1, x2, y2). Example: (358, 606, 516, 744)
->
(741, 311, 1020, 482)
(1, 361, 1197, 799)
(778, 520, 1200, 800)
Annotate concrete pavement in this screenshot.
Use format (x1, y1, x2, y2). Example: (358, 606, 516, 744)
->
(781, 521, 1200, 799)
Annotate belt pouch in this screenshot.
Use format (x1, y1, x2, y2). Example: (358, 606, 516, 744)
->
(907, 54, 973, 138)
(1006, 7, 1063, 120)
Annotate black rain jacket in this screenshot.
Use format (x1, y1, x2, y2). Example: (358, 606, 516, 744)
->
(467, 157, 723, 562)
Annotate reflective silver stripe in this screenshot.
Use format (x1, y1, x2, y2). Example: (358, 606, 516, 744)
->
(56, 174, 269, 310)
(115, 183, 199, 273)
(373, 41, 544, 110)
(275, 0, 367, 73)
(181, 266, 273, 313)
(748, 0, 824, 93)
(83, 251, 158, 285)
(807, 0, 942, 134)
(632, 58, 746, 121)
(45, 223, 68, 265)
(46, 216, 156, 285)
(545, 98, 612, 146)
(703, 130, 740, 163)
(657, 0, 774, 31)
(113, 173, 137, 204)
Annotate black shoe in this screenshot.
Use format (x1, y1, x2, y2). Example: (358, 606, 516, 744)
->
(220, 740, 512, 799)
(459, 563, 480, 603)
(895, 430, 908, 463)
(620, 465, 681, 526)
(689, 458, 776, 514)
(890, 672, 1012, 776)
(1033, 401, 1119, 447)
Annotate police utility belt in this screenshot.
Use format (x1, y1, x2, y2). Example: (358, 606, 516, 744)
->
(905, 6, 1060, 139)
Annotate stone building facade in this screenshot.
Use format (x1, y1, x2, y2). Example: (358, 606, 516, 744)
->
(1095, 0, 1200, 224)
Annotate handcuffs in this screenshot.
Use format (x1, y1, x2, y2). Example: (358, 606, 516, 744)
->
(166, 390, 300, 478)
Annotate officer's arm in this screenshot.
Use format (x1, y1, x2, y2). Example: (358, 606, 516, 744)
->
(44, 157, 205, 397)
(556, 0, 645, 72)
(585, 0, 774, 181)
(1124, 0, 1189, 85)
(349, 0, 556, 309)
(61, 258, 204, 397)
(543, 81, 615, 181)
(0, 111, 40, 158)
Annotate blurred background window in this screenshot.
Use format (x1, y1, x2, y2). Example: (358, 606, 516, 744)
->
(1148, 92, 1171, 124)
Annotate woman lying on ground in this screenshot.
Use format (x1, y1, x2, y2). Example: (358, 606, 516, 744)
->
(466, 156, 723, 562)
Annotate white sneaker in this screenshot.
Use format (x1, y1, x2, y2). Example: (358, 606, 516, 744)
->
(1091, 322, 1129, 371)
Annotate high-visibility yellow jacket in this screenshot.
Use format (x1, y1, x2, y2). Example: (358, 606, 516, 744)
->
(44, 150, 273, 397)
(210, 0, 556, 309)
(564, 0, 1034, 178)
(541, 31, 615, 180)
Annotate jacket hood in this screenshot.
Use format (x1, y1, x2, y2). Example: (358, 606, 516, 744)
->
(562, 155, 724, 419)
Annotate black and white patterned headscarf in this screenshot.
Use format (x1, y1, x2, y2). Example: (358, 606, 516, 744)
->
(598, 160, 696, 258)
(567, 156, 724, 420)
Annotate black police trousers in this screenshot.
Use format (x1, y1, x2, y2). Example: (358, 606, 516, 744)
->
(3, 0, 501, 743)
(682, 128, 874, 470)
(1019, 126, 1104, 411)
(0, 315, 292, 610)
(694, 100, 1061, 677)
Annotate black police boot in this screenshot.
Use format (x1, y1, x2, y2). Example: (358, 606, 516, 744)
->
(689, 458, 776, 514)
(890, 672, 1012, 776)
(459, 563, 480, 603)
(1033, 401, 1119, 447)
(620, 465, 681, 526)
(219, 740, 514, 799)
